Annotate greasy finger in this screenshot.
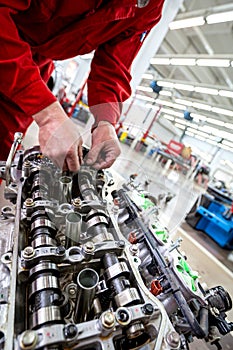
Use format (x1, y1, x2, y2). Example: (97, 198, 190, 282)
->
(62, 159, 69, 172)
(78, 144, 83, 165)
(65, 148, 80, 172)
(93, 152, 117, 169)
(85, 144, 102, 165)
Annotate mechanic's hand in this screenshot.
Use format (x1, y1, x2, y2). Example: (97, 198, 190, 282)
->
(32, 101, 83, 172)
(85, 121, 121, 169)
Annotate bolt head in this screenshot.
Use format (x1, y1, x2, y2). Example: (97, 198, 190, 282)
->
(84, 241, 95, 252)
(21, 330, 37, 348)
(72, 198, 81, 207)
(117, 240, 125, 248)
(25, 198, 34, 207)
(130, 244, 138, 255)
(102, 311, 115, 328)
(142, 303, 154, 315)
(64, 324, 77, 338)
(23, 246, 34, 257)
(69, 287, 76, 296)
(166, 331, 180, 347)
(23, 160, 30, 166)
(56, 246, 66, 255)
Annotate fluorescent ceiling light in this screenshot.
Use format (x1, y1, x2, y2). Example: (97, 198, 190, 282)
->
(163, 114, 175, 121)
(202, 125, 215, 133)
(222, 140, 233, 147)
(151, 57, 233, 69)
(206, 10, 233, 24)
(208, 134, 220, 141)
(136, 85, 153, 92)
(218, 130, 232, 140)
(187, 128, 209, 138)
(192, 102, 212, 111)
(169, 16, 205, 30)
(142, 73, 154, 80)
(157, 81, 174, 88)
(209, 128, 220, 136)
(135, 94, 154, 102)
(156, 99, 185, 110)
(225, 123, 233, 130)
(206, 118, 225, 126)
(185, 131, 194, 137)
(196, 130, 211, 138)
(175, 118, 187, 124)
(187, 127, 198, 133)
(175, 98, 193, 106)
(189, 123, 198, 129)
(158, 80, 233, 102)
(175, 123, 186, 129)
(191, 113, 207, 121)
(174, 83, 194, 91)
(219, 90, 233, 98)
(218, 143, 231, 151)
(194, 86, 218, 95)
(196, 59, 230, 67)
(161, 108, 183, 118)
(170, 58, 196, 66)
(212, 107, 233, 117)
(195, 135, 206, 141)
(145, 103, 160, 110)
(207, 139, 218, 146)
(150, 58, 170, 65)
(159, 90, 172, 97)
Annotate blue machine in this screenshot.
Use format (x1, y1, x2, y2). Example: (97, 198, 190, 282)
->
(186, 193, 233, 249)
(196, 200, 233, 249)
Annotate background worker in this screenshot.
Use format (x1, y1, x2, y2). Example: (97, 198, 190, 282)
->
(0, 0, 165, 171)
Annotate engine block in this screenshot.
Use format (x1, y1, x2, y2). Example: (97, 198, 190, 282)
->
(0, 140, 232, 350)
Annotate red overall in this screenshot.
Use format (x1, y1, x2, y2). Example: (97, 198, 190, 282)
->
(0, 0, 164, 160)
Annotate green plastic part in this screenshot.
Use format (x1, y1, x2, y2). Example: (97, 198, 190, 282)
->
(176, 257, 199, 292)
(140, 194, 155, 210)
(151, 223, 169, 243)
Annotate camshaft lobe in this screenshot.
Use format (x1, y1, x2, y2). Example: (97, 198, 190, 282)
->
(102, 253, 141, 307)
(25, 169, 62, 332)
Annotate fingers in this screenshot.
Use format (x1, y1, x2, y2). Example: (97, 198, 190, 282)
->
(64, 148, 80, 172)
(93, 149, 118, 169)
(85, 140, 121, 170)
(62, 142, 83, 172)
(78, 143, 84, 165)
(38, 116, 84, 172)
(85, 143, 102, 166)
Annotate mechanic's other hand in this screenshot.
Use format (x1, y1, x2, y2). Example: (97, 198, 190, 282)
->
(32, 101, 83, 172)
(86, 121, 121, 169)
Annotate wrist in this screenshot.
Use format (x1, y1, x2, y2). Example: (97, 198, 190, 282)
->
(32, 101, 67, 127)
(98, 120, 113, 127)
(92, 120, 114, 132)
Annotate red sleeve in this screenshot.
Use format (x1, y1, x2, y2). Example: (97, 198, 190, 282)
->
(88, 0, 164, 126)
(88, 29, 146, 126)
(0, 4, 56, 116)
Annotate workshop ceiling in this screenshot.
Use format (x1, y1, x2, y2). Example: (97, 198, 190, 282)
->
(137, 0, 233, 151)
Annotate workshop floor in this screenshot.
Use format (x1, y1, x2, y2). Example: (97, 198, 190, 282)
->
(1, 120, 232, 350)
